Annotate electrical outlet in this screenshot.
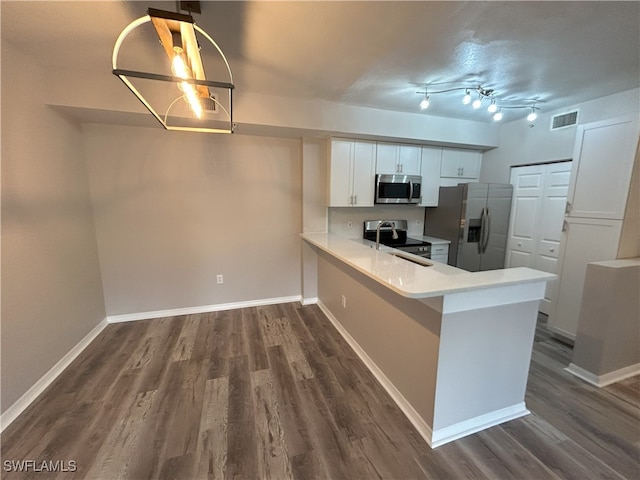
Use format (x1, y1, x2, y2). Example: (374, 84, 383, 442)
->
(216, 274, 224, 284)
(341, 295, 347, 308)
(347, 220, 353, 229)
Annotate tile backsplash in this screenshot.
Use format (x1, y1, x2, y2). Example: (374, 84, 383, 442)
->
(328, 206, 425, 239)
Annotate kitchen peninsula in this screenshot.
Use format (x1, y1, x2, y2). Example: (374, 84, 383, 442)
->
(302, 232, 555, 448)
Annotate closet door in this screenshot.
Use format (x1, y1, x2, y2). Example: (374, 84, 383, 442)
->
(506, 165, 544, 268)
(506, 161, 572, 314)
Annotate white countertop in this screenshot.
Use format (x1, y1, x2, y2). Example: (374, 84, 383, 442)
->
(302, 232, 555, 299)
(418, 235, 450, 245)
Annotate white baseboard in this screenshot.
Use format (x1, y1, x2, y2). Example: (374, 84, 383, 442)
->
(431, 403, 529, 448)
(1, 317, 109, 433)
(300, 297, 318, 306)
(316, 301, 435, 448)
(565, 362, 640, 387)
(107, 295, 302, 323)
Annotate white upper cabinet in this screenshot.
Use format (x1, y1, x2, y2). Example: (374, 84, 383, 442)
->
(566, 115, 639, 220)
(328, 138, 375, 207)
(376, 143, 421, 175)
(440, 149, 482, 179)
(419, 146, 442, 207)
(398, 145, 422, 175)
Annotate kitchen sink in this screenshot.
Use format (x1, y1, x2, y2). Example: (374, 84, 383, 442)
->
(389, 252, 433, 267)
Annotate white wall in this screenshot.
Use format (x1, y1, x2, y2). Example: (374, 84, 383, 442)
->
(1, 42, 106, 413)
(44, 67, 500, 149)
(480, 88, 640, 184)
(82, 124, 302, 316)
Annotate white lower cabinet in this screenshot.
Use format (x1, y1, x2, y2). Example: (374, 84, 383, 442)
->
(328, 139, 376, 207)
(430, 244, 449, 263)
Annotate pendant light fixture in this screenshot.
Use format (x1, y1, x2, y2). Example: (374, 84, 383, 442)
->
(112, 3, 235, 133)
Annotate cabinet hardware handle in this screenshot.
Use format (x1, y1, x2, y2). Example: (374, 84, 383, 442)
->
(565, 201, 572, 214)
(353, 194, 357, 205)
(562, 220, 568, 232)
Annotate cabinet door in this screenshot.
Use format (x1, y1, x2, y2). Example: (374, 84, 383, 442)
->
(458, 151, 481, 179)
(398, 145, 422, 175)
(376, 142, 399, 174)
(328, 139, 354, 207)
(440, 149, 463, 177)
(567, 116, 639, 220)
(548, 217, 623, 340)
(419, 146, 442, 206)
(352, 141, 376, 206)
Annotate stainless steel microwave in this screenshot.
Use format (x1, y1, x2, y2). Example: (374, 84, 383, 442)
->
(375, 174, 422, 204)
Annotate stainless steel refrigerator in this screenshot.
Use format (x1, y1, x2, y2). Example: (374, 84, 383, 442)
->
(424, 183, 513, 271)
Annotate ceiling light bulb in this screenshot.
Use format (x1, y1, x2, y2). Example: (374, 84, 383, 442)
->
(420, 95, 430, 110)
(172, 53, 190, 79)
(462, 90, 471, 105)
(488, 100, 497, 113)
(472, 97, 482, 109)
(180, 81, 203, 119)
(527, 110, 538, 122)
(493, 110, 503, 121)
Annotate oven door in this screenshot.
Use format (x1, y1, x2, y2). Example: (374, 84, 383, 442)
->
(375, 174, 422, 204)
(394, 245, 431, 258)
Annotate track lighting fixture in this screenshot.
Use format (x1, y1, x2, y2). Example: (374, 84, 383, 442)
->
(416, 84, 540, 123)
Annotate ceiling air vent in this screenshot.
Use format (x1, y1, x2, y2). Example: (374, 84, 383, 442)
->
(203, 95, 217, 113)
(550, 110, 579, 131)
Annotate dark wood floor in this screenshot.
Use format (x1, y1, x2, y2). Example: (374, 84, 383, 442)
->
(1, 303, 639, 479)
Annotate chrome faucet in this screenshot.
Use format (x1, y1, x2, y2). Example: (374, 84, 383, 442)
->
(376, 221, 398, 250)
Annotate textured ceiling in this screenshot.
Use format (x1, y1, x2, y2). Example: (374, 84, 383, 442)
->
(2, 1, 639, 123)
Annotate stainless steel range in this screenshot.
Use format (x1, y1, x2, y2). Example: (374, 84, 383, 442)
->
(363, 220, 432, 258)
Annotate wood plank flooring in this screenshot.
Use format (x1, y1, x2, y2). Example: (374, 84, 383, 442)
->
(1, 304, 638, 479)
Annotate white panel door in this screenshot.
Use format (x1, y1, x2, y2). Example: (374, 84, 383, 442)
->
(567, 116, 639, 220)
(506, 165, 544, 269)
(548, 217, 623, 339)
(534, 163, 572, 314)
(506, 162, 572, 314)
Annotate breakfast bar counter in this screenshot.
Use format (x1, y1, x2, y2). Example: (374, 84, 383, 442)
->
(301, 232, 555, 448)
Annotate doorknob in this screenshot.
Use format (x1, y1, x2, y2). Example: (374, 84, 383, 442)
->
(517, 242, 522, 247)
(550, 248, 555, 252)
